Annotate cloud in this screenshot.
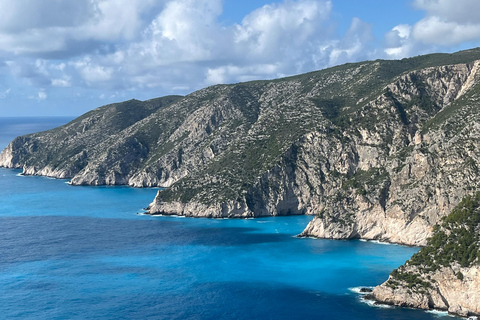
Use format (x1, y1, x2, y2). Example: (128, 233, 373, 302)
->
(381, 0, 480, 59)
(62, 0, 357, 91)
(0, 1, 93, 33)
(51, 77, 71, 87)
(383, 24, 414, 58)
(412, 16, 480, 46)
(234, 0, 332, 60)
(12, 0, 480, 108)
(37, 91, 47, 100)
(402, 0, 480, 48)
(413, 0, 480, 24)
(205, 64, 280, 85)
(6, 59, 72, 87)
(28, 90, 47, 100)
(328, 17, 374, 66)
(73, 57, 113, 84)
(0, 0, 159, 57)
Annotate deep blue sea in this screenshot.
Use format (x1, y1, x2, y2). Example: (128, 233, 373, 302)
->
(0, 117, 457, 320)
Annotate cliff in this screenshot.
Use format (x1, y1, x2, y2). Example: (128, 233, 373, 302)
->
(2, 48, 480, 316)
(154, 53, 480, 248)
(2, 49, 480, 247)
(369, 193, 480, 318)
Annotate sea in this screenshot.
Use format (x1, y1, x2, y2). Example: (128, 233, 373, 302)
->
(0, 117, 458, 320)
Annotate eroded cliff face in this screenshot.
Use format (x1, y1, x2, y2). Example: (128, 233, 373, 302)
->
(148, 131, 346, 218)
(369, 193, 480, 317)
(3, 50, 480, 249)
(371, 265, 480, 317)
(150, 60, 480, 247)
(297, 61, 480, 246)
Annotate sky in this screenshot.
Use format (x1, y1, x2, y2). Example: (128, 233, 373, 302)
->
(1, 0, 480, 117)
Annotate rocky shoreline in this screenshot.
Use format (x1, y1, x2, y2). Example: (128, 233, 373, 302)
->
(350, 285, 479, 319)
(2, 49, 480, 316)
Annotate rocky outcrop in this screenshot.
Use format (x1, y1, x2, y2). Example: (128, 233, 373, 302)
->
(369, 193, 480, 317)
(3, 47, 480, 317)
(147, 196, 254, 218)
(371, 265, 480, 317)
(149, 57, 480, 246)
(3, 49, 480, 247)
(297, 60, 480, 246)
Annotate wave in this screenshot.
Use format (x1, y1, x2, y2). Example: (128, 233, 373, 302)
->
(360, 298, 393, 309)
(350, 286, 392, 309)
(425, 309, 456, 318)
(150, 214, 187, 218)
(359, 239, 397, 246)
(348, 286, 374, 295)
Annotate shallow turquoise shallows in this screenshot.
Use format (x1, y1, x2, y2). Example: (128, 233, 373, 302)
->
(0, 118, 457, 319)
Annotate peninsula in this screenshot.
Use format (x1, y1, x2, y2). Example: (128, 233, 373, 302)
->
(2, 48, 480, 317)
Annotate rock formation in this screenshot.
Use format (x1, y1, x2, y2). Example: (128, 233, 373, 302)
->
(2, 47, 480, 317)
(2, 49, 480, 247)
(369, 193, 480, 318)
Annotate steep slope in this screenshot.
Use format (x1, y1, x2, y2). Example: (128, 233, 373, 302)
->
(299, 60, 480, 245)
(148, 50, 480, 247)
(369, 192, 480, 318)
(0, 96, 183, 184)
(2, 49, 480, 247)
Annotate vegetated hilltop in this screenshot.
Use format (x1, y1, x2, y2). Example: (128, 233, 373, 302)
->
(370, 192, 480, 318)
(2, 49, 480, 247)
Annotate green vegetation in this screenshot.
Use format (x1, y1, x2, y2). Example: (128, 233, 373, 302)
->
(409, 192, 480, 270)
(342, 167, 389, 198)
(423, 82, 480, 134)
(388, 192, 480, 291)
(385, 89, 409, 125)
(404, 74, 439, 115)
(6, 47, 480, 215)
(389, 268, 432, 289)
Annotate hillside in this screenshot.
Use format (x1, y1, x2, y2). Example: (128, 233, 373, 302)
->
(369, 192, 480, 317)
(2, 49, 480, 247)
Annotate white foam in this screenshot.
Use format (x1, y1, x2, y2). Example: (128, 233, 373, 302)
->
(369, 240, 396, 246)
(348, 286, 374, 295)
(425, 309, 456, 317)
(359, 238, 398, 246)
(360, 298, 393, 309)
(350, 287, 393, 309)
(160, 214, 186, 218)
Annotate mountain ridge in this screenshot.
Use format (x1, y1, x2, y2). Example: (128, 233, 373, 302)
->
(2, 49, 480, 234)
(2, 48, 480, 316)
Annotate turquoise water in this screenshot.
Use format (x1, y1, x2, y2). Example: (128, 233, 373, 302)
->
(0, 118, 457, 319)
